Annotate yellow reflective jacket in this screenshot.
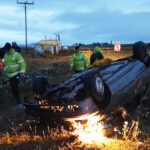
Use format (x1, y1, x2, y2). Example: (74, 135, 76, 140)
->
(3, 49, 26, 78)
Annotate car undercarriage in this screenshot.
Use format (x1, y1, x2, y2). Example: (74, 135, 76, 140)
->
(24, 57, 150, 122)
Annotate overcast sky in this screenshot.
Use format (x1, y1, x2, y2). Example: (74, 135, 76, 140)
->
(1, 0, 150, 46)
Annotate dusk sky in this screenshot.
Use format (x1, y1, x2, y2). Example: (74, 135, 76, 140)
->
(1, 0, 150, 46)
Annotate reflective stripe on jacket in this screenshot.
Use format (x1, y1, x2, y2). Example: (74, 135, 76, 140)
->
(3, 49, 26, 78)
(70, 52, 88, 72)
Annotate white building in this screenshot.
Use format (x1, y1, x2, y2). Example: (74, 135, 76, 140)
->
(39, 40, 61, 54)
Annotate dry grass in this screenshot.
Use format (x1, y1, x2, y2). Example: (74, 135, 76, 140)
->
(0, 120, 147, 150)
(0, 120, 143, 150)
(24, 50, 132, 76)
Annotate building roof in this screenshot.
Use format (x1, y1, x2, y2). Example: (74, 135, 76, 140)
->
(40, 40, 59, 46)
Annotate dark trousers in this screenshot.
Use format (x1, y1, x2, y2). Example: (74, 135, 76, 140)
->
(9, 75, 20, 104)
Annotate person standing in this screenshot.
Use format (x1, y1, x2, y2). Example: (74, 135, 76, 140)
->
(70, 46, 88, 73)
(3, 42, 26, 109)
(12, 42, 21, 53)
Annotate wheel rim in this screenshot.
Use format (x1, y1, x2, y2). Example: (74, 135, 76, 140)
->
(95, 76, 104, 95)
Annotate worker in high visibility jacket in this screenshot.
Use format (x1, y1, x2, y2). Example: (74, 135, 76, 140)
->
(70, 46, 88, 72)
(90, 46, 104, 64)
(94, 46, 104, 58)
(3, 42, 26, 109)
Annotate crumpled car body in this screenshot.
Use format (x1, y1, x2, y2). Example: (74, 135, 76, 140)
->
(24, 57, 150, 120)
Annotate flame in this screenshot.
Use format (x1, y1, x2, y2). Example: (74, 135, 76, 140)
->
(0, 114, 140, 149)
(66, 111, 110, 143)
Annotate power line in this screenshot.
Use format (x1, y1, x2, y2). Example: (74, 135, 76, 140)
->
(17, 0, 34, 53)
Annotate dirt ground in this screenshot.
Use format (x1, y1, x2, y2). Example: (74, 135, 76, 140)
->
(1, 51, 150, 150)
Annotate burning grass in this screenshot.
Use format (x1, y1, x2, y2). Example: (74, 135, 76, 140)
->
(0, 134, 143, 150)
(0, 112, 146, 150)
(66, 112, 109, 143)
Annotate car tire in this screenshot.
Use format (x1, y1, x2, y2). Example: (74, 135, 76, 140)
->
(133, 42, 149, 63)
(84, 71, 105, 108)
(90, 52, 104, 64)
(32, 75, 48, 96)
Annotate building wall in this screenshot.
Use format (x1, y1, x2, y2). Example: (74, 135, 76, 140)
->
(39, 40, 60, 54)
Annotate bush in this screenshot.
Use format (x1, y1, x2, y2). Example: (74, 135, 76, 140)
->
(44, 51, 55, 58)
(57, 48, 75, 56)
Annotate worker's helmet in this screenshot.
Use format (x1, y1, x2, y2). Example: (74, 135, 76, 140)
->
(4, 42, 11, 51)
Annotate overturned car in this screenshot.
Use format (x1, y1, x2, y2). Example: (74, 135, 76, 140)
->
(24, 61, 150, 120)
(24, 42, 150, 121)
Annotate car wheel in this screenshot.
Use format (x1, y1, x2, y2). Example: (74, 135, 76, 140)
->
(133, 41, 149, 63)
(32, 75, 48, 97)
(84, 71, 105, 108)
(90, 52, 104, 64)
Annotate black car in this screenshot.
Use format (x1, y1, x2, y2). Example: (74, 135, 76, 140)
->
(24, 55, 150, 121)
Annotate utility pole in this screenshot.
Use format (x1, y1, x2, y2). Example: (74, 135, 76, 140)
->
(17, 0, 34, 53)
